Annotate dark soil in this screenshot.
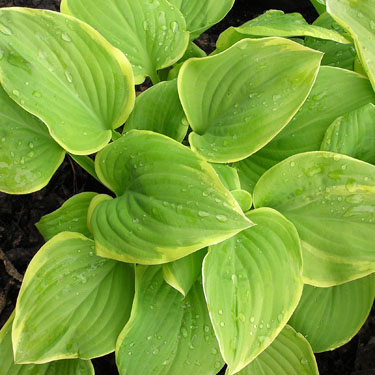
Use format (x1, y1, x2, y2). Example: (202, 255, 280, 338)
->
(0, 1, 374, 374)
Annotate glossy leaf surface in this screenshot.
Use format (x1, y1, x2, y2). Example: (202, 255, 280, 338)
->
(253, 151, 375, 286)
(203, 208, 303, 375)
(327, 0, 375, 91)
(235, 66, 375, 191)
(235, 325, 318, 375)
(321, 103, 375, 164)
(124, 80, 188, 142)
(169, 0, 234, 39)
(13, 232, 134, 363)
(305, 13, 356, 70)
(0, 8, 134, 155)
(216, 10, 349, 53)
(116, 266, 223, 375)
(92, 130, 252, 264)
(289, 274, 375, 352)
(36, 192, 98, 241)
(0, 84, 64, 194)
(0, 312, 94, 375)
(61, 0, 188, 84)
(179, 38, 322, 163)
(162, 248, 207, 296)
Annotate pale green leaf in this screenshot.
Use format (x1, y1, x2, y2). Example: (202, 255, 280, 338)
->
(289, 274, 375, 352)
(36, 192, 98, 241)
(235, 325, 318, 375)
(202, 208, 303, 375)
(211, 164, 241, 191)
(216, 10, 349, 53)
(253, 151, 375, 286)
(169, 0, 234, 39)
(305, 13, 356, 70)
(178, 38, 322, 163)
(0, 84, 64, 194)
(238, 66, 375, 189)
(13, 232, 134, 363)
(61, 0, 189, 84)
(321, 103, 375, 164)
(124, 80, 188, 142)
(327, 0, 375, 91)
(116, 266, 224, 375)
(0, 312, 94, 375)
(91, 130, 252, 264)
(310, 0, 326, 15)
(0, 8, 134, 155)
(231, 190, 252, 212)
(162, 248, 207, 296)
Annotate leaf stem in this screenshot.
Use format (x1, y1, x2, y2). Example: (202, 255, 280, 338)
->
(68, 153, 100, 183)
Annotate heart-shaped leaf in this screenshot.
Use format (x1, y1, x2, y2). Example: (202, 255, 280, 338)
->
(13, 232, 135, 363)
(235, 325, 318, 375)
(216, 10, 349, 53)
(235, 66, 375, 191)
(327, 0, 375, 91)
(0, 312, 95, 375)
(162, 248, 207, 296)
(0, 84, 64, 194)
(0, 8, 135, 155)
(124, 80, 188, 142)
(116, 266, 224, 375)
(91, 130, 252, 264)
(253, 151, 375, 286)
(289, 274, 375, 352)
(169, 0, 234, 40)
(36, 192, 98, 241)
(178, 37, 322, 163)
(61, 0, 189, 84)
(321, 103, 375, 164)
(203, 208, 303, 375)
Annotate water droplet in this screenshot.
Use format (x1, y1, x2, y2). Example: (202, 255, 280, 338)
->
(211, 347, 218, 355)
(0, 23, 12, 36)
(147, 336, 152, 340)
(143, 20, 149, 30)
(216, 215, 227, 222)
(28, 142, 34, 149)
(301, 358, 308, 366)
(65, 70, 73, 83)
(32, 90, 41, 98)
(218, 309, 223, 315)
(220, 321, 225, 327)
(170, 21, 178, 32)
(239, 313, 245, 323)
(290, 161, 295, 167)
(61, 32, 71, 42)
(152, 348, 159, 355)
(133, 218, 139, 223)
(198, 210, 210, 217)
(162, 360, 168, 365)
(250, 316, 255, 323)
(215, 361, 222, 369)
(277, 313, 283, 322)
(12, 89, 19, 97)
(181, 327, 188, 338)
(231, 274, 238, 285)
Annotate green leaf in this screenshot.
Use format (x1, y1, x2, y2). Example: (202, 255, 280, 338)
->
(0, 8, 135, 155)
(231, 190, 252, 212)
(167, 42, 206, 80)
(321, 103, 375, 164)
(92, 130, 252, 264)
(253, 151, 375, 286)
(216, 10, 349, 53)
(36, 192, 98, 241)
(116, 266, 224, 375)
(202, 208, 303, 375)
(61, 0, 189, 84)
(310, 0, 326, 15)
(305, 13, 356, 70)
(211, 164, 241, 191)
(162, 248, 207, 296)
(289, 274, 375, 352)
(0, 84, 64, 194)
(178, 38, 322, 163)
(235, 325, 318, 375)
(169, 0, 234, 40)
(238, 66, 375, 189)
(0, 312, 94, 375)
(124, 80, 188, 142)
(13, 232, 134, 363)
(327, 0, 375, 91)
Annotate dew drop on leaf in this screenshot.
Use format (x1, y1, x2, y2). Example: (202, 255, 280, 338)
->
(61, 32, 71, 42)
(216, 214, 227, 222)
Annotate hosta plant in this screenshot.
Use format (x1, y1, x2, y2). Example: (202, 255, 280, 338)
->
(0, 0, 375, 374)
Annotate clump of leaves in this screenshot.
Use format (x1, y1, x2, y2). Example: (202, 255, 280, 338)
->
(0, 0, 374, 374)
